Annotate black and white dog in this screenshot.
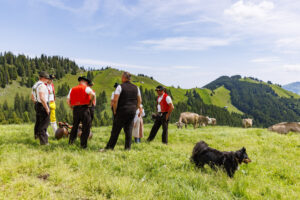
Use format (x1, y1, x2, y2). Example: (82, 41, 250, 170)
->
(191, 141, 251, 177)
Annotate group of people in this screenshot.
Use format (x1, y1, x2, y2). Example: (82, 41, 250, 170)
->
(31, 71, 174, 150)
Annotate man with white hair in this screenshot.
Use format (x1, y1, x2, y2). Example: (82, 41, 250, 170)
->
(101, 72, 142, 151)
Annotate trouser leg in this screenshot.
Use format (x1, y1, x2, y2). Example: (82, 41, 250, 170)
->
(69, 107, 81, 144)
(123, 113, 135, 150)
(80, 107, 92, 148)
(34, 103, 38, 139)
(106, 114, 123, 150)
(147, 116, 162, 142)
(36, 103, 50, 145)
(162, 113, 169, 144)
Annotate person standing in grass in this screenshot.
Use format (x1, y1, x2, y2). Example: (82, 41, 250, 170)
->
(47, 74, 58, 134)
(88, 81, 96, 123)
(110, 82, 119, 118)
(132, 104, 145, 143)
(31, 71, 50, 145)
(100, 72, 142, 151)
(67, 76, 95, 149)
(147, 86, 174, 144)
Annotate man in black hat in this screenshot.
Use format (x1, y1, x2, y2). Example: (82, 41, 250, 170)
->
(147, 85, 174, 144)
(31, 71, 51, 145)
(100, 72, 142, 151)
(67, 76, 95, 148)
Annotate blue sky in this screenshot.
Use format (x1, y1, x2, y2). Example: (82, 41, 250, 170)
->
(0, 0, 300, 88)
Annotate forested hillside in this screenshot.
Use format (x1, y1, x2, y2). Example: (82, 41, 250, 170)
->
(204, 75, 300, 127)
(1, 52, 298, 128)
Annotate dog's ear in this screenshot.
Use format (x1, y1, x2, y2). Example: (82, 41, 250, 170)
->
(241, 147, 246, 152)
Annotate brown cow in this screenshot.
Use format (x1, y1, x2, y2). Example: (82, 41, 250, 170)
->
(242, 119, 253, 128)
(268, 122, 300, 134)
(178, 112, 200, 129)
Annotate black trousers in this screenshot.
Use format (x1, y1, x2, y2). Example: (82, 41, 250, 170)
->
(89, 106, 95, 121)
(105, 110, 135, 150)
(34, 102, 50, 145)
(147, 112, 169, 144)
(69, 105, 92, 148)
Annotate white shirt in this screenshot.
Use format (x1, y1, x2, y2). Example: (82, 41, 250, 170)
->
(134, 105, 145, 123)
(32, 81, 49, 103)
(111, 91, 115, 100)
(114, 85, 141, 96)
(157, 94, 172, 112)
(67, 86, 94, 99)
(47, 84, 55, 102)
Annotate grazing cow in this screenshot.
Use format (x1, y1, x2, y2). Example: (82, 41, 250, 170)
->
(178, 112, 200, 129)
(242, 118, 253, 128)
(268, 122, 300, 134)
(207, 117, 217, 126)
(175, 121, 184, 129)
(198, 115, 209, 127)
(191, 141, 251, 178)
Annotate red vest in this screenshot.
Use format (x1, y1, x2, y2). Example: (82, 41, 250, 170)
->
(70, 84, 91, 106)
(158, 93, 170, 113)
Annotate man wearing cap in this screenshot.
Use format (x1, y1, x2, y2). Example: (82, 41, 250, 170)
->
(67, 76, 95, 148)
(101, 72, 142, 151)
(47, 74, 58, 134)
(147, 86, 174, 144)
(31, 71, 51, 145)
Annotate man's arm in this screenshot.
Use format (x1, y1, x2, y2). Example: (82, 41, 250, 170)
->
(89, 92, 95, 106)
(137, 95, 142, 117)
(166, 103, 174, 121)
(39, 91, 50, 114)
(31, 93, 36, 103)
(112, 94, 120, 115)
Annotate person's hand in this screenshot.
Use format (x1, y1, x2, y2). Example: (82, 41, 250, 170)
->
(165, 114, 169, 121)
(46, 107, 50, 115)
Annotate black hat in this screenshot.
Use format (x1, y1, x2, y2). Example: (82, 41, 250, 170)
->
(114, 82, 119, 88)
(49, 74, 55, 80)
(155, 85, 164, 91)
(78, 76, 91, 84)
(88, 81, 94, 86)
(39, 71, 50, 79)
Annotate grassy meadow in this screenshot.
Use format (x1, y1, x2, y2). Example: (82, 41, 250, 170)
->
(0, 124, 299, 200)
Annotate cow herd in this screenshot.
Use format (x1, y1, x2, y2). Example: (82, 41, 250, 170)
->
(175, 112, 300, 134)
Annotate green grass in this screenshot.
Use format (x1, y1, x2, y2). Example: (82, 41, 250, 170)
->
(207, 86, 243, 114)
(0, 124, 299, 199)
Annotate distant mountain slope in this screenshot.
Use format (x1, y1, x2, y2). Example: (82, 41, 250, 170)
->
(240, 77, 300, 99)
(283, 82, 300, 95)
(204, 75, 300, 127)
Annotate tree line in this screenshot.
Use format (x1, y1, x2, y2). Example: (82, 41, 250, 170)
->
(0, 52, 79, 88)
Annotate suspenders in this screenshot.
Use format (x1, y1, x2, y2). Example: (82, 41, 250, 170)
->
(33, 82, 43, 102)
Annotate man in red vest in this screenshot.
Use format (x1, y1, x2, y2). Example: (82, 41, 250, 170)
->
(67, 76, 95, 148)
(147, 85, 174, 144)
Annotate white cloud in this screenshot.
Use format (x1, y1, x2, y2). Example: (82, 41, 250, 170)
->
(224, 1, 274, 22)
(251, 57, 280, 63)
(283, 64, 300, 72)
(140, 37, 233, 51)
(36, 0, 100, 16)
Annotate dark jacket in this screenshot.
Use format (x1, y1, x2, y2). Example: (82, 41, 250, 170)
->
(117, 81, 138, 114)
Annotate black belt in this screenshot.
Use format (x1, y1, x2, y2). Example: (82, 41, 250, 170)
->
(73, 105, 89, 108)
